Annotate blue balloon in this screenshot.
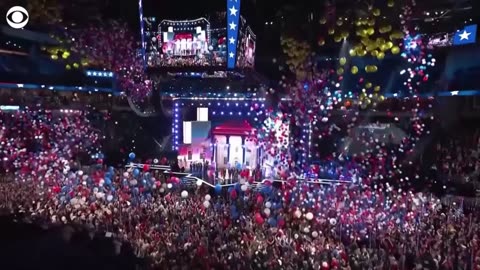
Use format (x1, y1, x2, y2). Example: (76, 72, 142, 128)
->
(108, 166, 114, 172)
(133, 168, 140, 176)
(215, 184, 222, 194)
(128, 152, 136, 160)
(230, 205, 239, 219)
(268, 217, 277, 227)
(104, 178, 112, 185)
(261, 186, 272, 195)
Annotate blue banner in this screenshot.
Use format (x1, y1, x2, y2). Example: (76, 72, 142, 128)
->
(453, 24, 477, 46)
(226, 0, 241, 69)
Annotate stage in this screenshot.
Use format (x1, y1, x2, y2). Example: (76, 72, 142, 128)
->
(172, 97, 268, 170)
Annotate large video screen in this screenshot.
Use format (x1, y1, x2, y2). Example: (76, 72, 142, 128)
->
(151, 18, 226, 67)
(236, 21, 256, 68)
(144, 17, 255, 69)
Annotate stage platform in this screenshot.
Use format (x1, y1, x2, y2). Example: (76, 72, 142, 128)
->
(125, 163, 351, 189)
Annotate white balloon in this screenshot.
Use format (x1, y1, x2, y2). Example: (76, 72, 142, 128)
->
(205, 194, 211, 201)
(264, 208, 271, 216)
(107, 195, 113, 201)
(303, 227, 310, 233)
(329, 218, 337, 226)
(167, 183, 173, 189)
(181, 190, 188, 198)
(196, 179, 203, 186)
(123, 172, 129, 177)
(305, 212, 314, 220)
(294, 210, 302, 218)
(241, 184, 248, 191)
(312, 231, 319, 238)
(265, 202, 272, 208)
(203, 200, 210, 208)
(77, 170, 84, 176)
(159, 188, 165, 193)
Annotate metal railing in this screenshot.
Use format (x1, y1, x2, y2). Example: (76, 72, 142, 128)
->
(125, 163, 352, 188)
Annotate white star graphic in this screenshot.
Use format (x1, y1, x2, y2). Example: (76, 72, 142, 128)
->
(229, 22, 237, 30)
(229, 37, 235, 44)
(229, 6, 238, 16)
(229, 52, 234, 58)
(450, 91, 459, 96)
(459, 30, 471, 40)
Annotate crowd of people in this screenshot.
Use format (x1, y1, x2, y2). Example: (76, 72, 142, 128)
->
(433, 128, 480, 187)
(1, 162, 479, 270)
(2, 2, 480, 269)
(0, 108, 100, 175)
(0, 107, 480, 269)
(60, 21, 152, 101)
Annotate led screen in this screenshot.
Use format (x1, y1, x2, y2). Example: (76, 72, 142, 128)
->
(144, 17, 255, 69)
(148, 18, 226, 67)
(236, 21, 256, 68)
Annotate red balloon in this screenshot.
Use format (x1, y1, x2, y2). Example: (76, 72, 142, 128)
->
(256, 195, 264, 204)
(143, 164, 150, 171)
(255, 213, 264, 224)
(230, 189, 237, 199)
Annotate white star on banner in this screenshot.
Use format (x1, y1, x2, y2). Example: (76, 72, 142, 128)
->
(229, 52, 234, 58)
(450, 91, 459, 96)
(459, 30, 471, 40)
(229, 22, 237, 30)
(229, 37, 235, 44)
(229, 6, 238, 16)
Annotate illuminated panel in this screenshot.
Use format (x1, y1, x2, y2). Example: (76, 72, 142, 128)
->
(197, 107, 209, 121)
(236, 17, 256, 69)
(172, 102, 180, 150)
(228, 136, 243, 165)
(183, 121, 192, 144)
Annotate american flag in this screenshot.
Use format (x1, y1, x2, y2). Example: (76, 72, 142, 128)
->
(226, 0, 241, 69)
